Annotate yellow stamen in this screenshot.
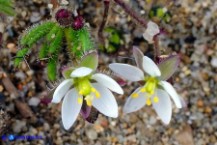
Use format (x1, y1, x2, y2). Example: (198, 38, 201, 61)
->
(143, 77, 158, 95)
(85, 95, 94, 106)
(86, 100, 92, 106)
(79, 90, 83, 95)
(153, 96, 159, 103)
(77, 97, 83, 104)
(140, 88, 146, 92)
(132, 93, 139, 98)
(95, 92, 100, 98)
(91, 88, 96, 92)
(146, 98, 152, 106)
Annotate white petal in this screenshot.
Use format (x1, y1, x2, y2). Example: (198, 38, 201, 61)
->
(123, 87, 146, 114)
(92, 73, 123, 94)
(91, 83, 118, 118)
(133, 46, 144, 70)
(152, 89, 172, 125)
(61, 89, 82, 130)
(52, 79, 73, 103)
(159, 81, 182, 108)
(143, 32, 154, 43)
(109, 63, 144, 82)
(142, 56, 161, 77)
(146, 21, 160, 36)
(70, 67, 93, 78)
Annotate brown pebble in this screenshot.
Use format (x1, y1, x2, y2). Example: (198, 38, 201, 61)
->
(197, 99, 204, 108)
(100, 118, 108, 128)
(200, 72, 209, 81)
(205, 107, 212, 114)
(17, 84, 23, 91)
(7, 43, 17, 53)
(0, 85, 4, 92)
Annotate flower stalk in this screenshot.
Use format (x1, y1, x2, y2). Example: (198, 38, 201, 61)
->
(113, 0, 147, 28)
(98, 0, 110, 45)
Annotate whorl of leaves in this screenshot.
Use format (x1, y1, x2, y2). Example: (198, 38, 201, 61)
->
(15, 19, 94, 81)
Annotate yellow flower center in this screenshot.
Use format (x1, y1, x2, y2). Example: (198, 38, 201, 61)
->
(131, 77, 159, 106)
(142, 77, 158, 95)
(74, 77, 101, 106)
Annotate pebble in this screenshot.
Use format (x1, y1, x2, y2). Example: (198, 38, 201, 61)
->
(7, 43, 17, 53)
(43, 122, 50, 131)
(86, 129, 98, 140)
(15, 71, 26, 80)
(30, 12, 41, 23)
(12, 120, 26, 133)
(28, 97, 40, 107)
(211, 57, 217, 67)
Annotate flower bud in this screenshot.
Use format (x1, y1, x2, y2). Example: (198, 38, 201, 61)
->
(55, 9, 72, 26)
(72, 16, 84, 30)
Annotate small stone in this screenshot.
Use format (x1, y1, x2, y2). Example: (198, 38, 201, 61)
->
(94, 124, 104, 133)
(205, 106, 212, 114)
(0, 85, 4, 92)
(26, 70, 34, 76)
(43, 122, 50, 131)
(28, 97, 40, 107)
(30, 12, 41, 23)
(12, 120, 26, 133)
(197, 99, 204, 108)
(29, 127, 38, 135)
(149, 116, 157, 125)
(7, 43, 17, 53)
(60, 0, 69, 5)
(86, 129, 98, 140)
(15, 71, 26, 80)
(211, 57, 217, 68)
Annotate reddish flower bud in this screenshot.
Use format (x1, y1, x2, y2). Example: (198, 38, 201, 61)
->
(72, 16, 84, 30)
(55, 9, 72, 26)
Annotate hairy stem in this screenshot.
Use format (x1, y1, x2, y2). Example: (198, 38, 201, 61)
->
(113, 0, 147, 28)
(98, 0, 110, 45)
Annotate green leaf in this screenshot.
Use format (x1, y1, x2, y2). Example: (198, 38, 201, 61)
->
(78, 27, 93, 52)
(156, 8, 165, 18)
(38, 43, 48, 59)
(0, 0, 13, 7)
(107, 44, 116, 53)
(14, 48, 29, 67)
(47, 58, 57, 81)
(64, 28, 82, 57)
(20, 21, 55, 47)
(48, 28, 63, 54)
(0, 0, 15, 16)
(62, 67, 74, 79)
(105, 27, 121, 45)
(80, 52, 98, 70)
(158, 55, 180, 80)
(46, 24, 60, 42)
(110, 33, 120, 44)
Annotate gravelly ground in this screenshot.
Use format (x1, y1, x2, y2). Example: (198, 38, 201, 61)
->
(0, 0, 217, 145)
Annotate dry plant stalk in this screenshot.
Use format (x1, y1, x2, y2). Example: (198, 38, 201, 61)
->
(0, 67, 36, 122)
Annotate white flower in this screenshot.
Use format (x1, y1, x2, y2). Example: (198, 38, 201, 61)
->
(109, 47, 182, 125)
(143, 21, 160, 43)
(52, 52, 123, 130)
